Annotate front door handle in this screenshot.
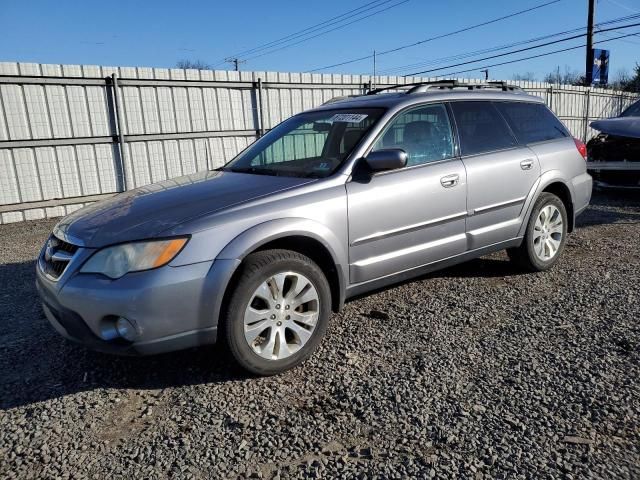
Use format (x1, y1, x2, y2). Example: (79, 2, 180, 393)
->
(520, 159, 534, 170)
(440, 174, 459, 188)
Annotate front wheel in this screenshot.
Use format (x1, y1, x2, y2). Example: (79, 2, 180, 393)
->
(223, 249, 331, 376)
(507, 192, 568, 272)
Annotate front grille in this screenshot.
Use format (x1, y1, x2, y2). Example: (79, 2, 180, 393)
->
(40, 235, 79, 280)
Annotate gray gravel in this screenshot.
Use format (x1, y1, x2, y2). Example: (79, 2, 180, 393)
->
(1, 189, 639, 479)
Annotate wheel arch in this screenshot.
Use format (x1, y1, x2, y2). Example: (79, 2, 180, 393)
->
(541, 181, 574, 232)
(519, 173, 576, 236)
(217, 218, 347, 313)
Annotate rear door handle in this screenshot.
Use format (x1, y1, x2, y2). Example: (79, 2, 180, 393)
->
(440, 174, 459, 188)
(520, 159, 534, 170)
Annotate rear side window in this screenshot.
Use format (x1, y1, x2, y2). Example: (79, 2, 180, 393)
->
(450, 101, 517, 156)
(495, 102, 568, 143)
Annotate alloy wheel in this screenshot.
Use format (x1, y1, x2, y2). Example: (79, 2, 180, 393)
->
(533, 204, 563, 261)
(243, 271, 320, 360)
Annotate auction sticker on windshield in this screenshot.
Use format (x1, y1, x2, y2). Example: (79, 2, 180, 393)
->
(330, 113, 368, 124)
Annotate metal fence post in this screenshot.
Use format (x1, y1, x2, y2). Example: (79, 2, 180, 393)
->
(257, 77, 265, 137)
(548, 85, 554, 110)
(111, 73, 128, 191)
(583, 88, 591, 142)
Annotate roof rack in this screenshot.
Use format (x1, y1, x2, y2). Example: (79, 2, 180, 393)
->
(366, 79, 523, 95)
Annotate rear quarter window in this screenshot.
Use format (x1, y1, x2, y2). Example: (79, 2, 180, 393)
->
(495, 102, 568, 144)
(450, 101, 517, 156)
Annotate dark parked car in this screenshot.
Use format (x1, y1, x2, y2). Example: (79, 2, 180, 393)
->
(587, 99, 640, 187)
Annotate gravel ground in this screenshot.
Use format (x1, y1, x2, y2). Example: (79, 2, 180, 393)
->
(0, 189, 639, 479)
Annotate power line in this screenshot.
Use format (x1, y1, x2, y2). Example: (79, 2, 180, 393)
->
(240, 0, 409, 62)
(599, 30, 640, 45)
(403, 21, 640, 77)
(377, 26, 586, 75)
(377, 12, 640, 76)
(434, 31, 640, 78)
(216, 0, 395, 63)
(305, 0, 563, 72)
(214, 0, 408, 67)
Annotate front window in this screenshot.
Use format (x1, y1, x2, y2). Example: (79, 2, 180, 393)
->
(225, 108, 385, 178)
(372, 103, 455, 166)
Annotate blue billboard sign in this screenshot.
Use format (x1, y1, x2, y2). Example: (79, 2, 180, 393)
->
(592, 49, 610, 86)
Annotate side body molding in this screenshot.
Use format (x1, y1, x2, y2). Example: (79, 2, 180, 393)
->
(217, 218, 349, 308)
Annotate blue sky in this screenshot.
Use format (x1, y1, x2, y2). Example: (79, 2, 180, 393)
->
(1, 0, 638, 81)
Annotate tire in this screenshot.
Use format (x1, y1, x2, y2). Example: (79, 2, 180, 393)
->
(223, 249, 331, 376)
(507, 192, 568, 272)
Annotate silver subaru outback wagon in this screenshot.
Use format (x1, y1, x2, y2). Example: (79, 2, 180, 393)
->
(36, 81, 592, 375)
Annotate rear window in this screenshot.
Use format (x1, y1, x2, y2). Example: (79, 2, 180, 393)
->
(450, 101, 517, 156)
(495, 102, 568, 144)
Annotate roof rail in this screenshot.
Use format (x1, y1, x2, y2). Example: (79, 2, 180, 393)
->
(322, 94, 362, 105)
(366, 79, 523, 96)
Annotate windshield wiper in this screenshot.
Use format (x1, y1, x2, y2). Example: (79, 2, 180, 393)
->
(228, 166, 278, 176)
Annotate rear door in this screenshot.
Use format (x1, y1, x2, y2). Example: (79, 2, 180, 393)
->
(450, 101, 540, 250)
(347, 103, 467, 284)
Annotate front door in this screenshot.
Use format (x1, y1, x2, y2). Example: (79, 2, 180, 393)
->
(347, 103, 468, 284)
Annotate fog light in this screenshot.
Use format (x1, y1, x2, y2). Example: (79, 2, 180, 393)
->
(115, 317, 138, 342)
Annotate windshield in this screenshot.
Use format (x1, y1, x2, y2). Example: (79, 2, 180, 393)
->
(621, 100, 640, 117)
(224, 108, 385, 178)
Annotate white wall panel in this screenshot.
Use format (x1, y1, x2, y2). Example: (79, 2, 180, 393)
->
(129, 142, 151, 187)
(56, 146, 82, 197)
(147, 141, 168, 183)
(1, 85, 30, 139)
(0, 149, 20, 204)
(163, 140, 183, 178)
(123, 87, 145, 134)
(95, 144, 118, 193)
(66, 86, 92, 137)
(140, 87, 161, 134)
(173, 88, 191, 132)
(0, 62, 637, 223)
(23, 85, 51, 139)
(35, 147, 63, 199)
(85, 87, 110, 136)
(13, 148, 41, 202)
(76, 145, 100, 195)
(44, 86, 73, 138)
(179, 139, 197, 175)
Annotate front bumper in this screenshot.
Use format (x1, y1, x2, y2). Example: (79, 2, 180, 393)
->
(36, 257, 240, 355)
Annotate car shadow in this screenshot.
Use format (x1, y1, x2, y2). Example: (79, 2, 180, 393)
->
(0, 260, 248, 411)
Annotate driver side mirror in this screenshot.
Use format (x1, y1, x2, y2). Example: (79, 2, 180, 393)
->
(365, 149, 408, 172)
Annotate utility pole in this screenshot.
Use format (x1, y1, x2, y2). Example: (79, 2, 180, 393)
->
(585, 0, 596, 85)
(481, 69, 489, 81)
(372, 50, 377, 89)
(225, 57, 246, 71)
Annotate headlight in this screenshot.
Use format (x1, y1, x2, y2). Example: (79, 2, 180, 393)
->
(80, 238, 188, 279)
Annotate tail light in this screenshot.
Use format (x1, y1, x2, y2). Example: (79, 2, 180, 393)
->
(574, 138, 587, 160)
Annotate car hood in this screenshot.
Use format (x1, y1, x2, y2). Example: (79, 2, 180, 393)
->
(54, 170, 314, 247)
(590, 117, 640, 139)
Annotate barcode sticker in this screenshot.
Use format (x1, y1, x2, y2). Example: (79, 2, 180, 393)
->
(330, 113, 368, 124)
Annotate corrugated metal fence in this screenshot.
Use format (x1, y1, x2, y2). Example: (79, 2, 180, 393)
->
(0, 61, 637, 224)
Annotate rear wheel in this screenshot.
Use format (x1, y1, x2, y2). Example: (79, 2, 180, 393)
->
(223, 249, 331, 375)
(507, 192, 568, 272)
